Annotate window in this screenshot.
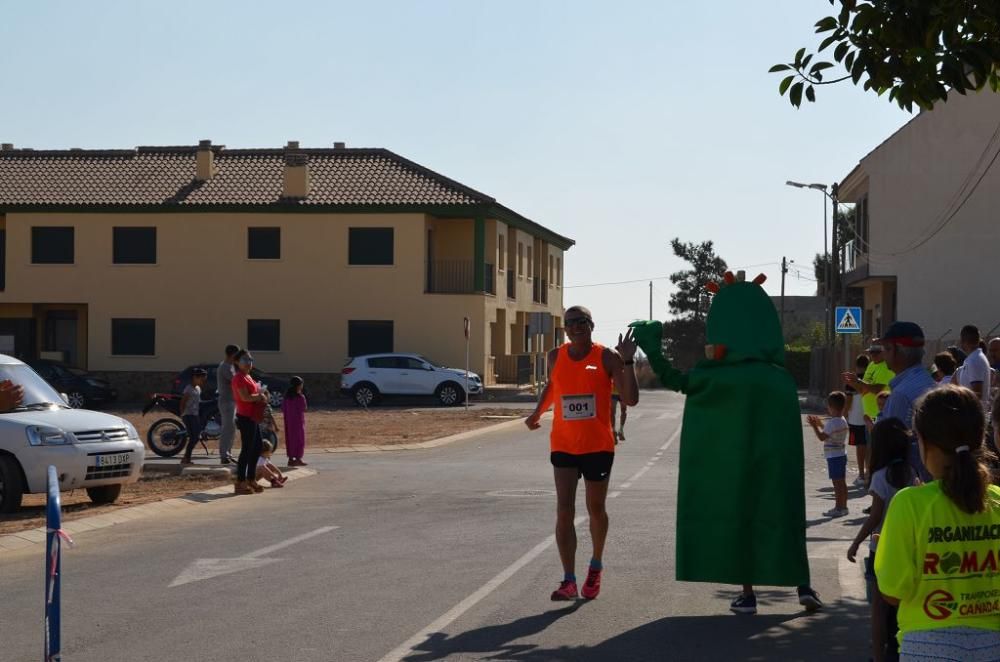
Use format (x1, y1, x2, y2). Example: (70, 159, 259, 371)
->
(498, 234, 505, 270)
(32, 227, 74, 264)
(348, 320, 393, 356)
(517, 243, 524, 276)
(248, 227, 281, 260)
(349, 228, 394, 265)
(367, 356, 397, 369)
(113, 227, 156, 264)
(111, 319, 155, 356)
(527, 246, 533, 278)
(556, 258, 562, 285)
(247, 319, 280, 352)
(549, 255, 554, 284)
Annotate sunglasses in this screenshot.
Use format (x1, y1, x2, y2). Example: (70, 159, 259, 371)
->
(565, 318, 592, 329)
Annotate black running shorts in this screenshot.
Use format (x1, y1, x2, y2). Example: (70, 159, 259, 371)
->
(550, 451, 614, 482)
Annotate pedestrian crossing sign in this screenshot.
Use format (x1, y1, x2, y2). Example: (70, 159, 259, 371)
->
(835, 306, 862, 334)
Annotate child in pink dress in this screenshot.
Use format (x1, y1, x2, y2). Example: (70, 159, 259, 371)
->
(281, 376, 308, 466)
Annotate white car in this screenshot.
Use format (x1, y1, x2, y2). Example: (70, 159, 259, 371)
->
(0, 354, 145, 513)
(340, 353, 483, 407)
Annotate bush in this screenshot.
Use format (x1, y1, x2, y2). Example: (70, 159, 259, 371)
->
(784, 349, 811, 389)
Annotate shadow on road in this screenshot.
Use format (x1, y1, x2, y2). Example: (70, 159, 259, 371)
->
(403, 595, 868, 662)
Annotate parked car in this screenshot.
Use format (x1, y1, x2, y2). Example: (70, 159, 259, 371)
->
(0, 354, 144, 513)
(26, 359, 118, 409)
(340, 353, 483, 407)
(170, 364, 289, 408)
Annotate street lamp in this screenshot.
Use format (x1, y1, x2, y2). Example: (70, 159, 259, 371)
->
(786, 180, 832, 346)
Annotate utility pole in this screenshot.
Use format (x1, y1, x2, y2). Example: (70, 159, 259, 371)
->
(780, 256, 788, 334)
(649, 281, 653, 320)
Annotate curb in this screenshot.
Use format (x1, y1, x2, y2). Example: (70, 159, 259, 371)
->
(0, 468, 317, 552)
(315, 414, 537, 454)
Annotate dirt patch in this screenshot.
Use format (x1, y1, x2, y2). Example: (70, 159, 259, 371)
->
(109, 406, 531, 454)
(0, 473, 230, 535)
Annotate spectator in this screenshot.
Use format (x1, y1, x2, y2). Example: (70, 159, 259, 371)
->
(931, 351, 957, 385)
(845, 354, 870, 484)
(879, 322, 937, 481)
(844, 340, 895, 485)
(956, 325, 991, 413)
(179, 368, 208, 465)
(217, 344, 240, 465)
(847, 417, 919, 662)
(256, 440, 288, 488)
(807, 391, 850, 517)
(282, 376, 308, 466)
(232, 350, 269, 495)
(988, 338, 1000, 373)
(875, 386, 1000, 659)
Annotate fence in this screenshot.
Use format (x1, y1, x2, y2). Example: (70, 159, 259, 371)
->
(426, 260, 496, 295)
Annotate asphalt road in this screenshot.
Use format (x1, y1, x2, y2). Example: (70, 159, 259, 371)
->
(0, 391, 870, 661)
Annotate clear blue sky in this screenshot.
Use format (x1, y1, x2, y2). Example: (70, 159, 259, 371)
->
(0, 1, 910, 344)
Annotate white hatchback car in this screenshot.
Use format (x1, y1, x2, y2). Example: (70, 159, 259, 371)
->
(0, 354, 145, 513)
(340, 353, 483, 407)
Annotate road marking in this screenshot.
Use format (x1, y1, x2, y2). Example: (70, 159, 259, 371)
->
(376, 517, 588, 662)
(170, 526, 338, 587)
(379, 423, 683, 661)
(656, 411, 680, 420)
(629, 413, 644, 420)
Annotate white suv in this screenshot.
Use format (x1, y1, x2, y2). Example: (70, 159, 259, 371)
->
(340, 353, 483, 407)
(0, 354, 145, 513)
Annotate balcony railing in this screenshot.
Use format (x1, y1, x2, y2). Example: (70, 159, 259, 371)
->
(426, 260, 495, 295)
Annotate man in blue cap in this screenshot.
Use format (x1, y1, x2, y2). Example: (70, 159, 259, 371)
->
(878, 321, 936, 479)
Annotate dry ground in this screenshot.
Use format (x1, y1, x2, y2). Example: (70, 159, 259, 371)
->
(0, 473, 231, 535)
(113, 406, 531, 453)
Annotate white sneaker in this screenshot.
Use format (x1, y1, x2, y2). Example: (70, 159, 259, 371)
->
(823, 507, 849, 518)
(853, 476, 866, 486)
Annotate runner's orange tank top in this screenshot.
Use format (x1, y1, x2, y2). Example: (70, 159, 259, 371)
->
(550, 343, 615, 455)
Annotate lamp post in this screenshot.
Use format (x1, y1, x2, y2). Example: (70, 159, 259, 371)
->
(786, 180, 833, 346)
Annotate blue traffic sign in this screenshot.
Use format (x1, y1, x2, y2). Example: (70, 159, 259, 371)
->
(835, 306, 862, 334)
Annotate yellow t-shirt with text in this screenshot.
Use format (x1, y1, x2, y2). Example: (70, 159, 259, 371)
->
(862, 361, 894, 419)
(875, 481, 1000, 642)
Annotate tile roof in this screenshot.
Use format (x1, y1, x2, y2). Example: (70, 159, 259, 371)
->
(0, 146, 490, 207)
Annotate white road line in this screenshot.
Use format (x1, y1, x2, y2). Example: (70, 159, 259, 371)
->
(243, 526, 338, 559)
(376, 517, 588, 662)
(656, 411, 680, 420)
(379, 423, 682, 662)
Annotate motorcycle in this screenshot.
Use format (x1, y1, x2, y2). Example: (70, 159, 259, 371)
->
(142, 393, 222, 458)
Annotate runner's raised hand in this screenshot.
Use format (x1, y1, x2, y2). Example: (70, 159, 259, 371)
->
(616, 328, 637, 363)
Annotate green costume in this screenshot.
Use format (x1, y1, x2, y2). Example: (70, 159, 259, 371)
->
(631, 278, 809, 586)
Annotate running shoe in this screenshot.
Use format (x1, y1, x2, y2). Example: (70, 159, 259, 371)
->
(550, 580, 579, 601)
(823, 507, 849, 518)
(730, 593, 757, 614)
(797, 586, 823, 611)
(581, 568, 602, 599)
(862, 506, 871, 515)
(617, 428, 626, 442)
(853, 475, 866, 486)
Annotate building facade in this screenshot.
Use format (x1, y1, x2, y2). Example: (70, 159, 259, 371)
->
(839, 91, 1000, 343)
(0, 141, 573, 397)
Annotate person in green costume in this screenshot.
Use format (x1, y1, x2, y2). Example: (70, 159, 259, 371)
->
(630, 271, 823, 615)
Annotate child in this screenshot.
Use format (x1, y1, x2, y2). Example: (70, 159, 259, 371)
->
(875, 385, 1000, 659)
(282, 376, 308, 466)
(847, 418, 919, 662)
(807, 391, 849, 517)
(256, 440, 287, 488)
(846, 354, 871, 485)
(179, 368, 208, 465)
(258, 387, 281, 453)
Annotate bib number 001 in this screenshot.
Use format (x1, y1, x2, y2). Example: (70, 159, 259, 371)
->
(562, 395, 596, 420)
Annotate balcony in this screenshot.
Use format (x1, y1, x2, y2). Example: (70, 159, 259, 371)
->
(426, 260, 495, 295)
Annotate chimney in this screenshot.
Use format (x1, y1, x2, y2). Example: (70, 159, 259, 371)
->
(195, 139, 216, 182)
(283, 146, 310, 198)
(1, 143, 13, 151)
(333, 141, 346, 150)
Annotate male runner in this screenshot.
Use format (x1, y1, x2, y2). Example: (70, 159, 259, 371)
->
(526, 306, 638, 600)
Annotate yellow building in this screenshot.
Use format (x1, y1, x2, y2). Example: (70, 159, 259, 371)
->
(0, 141, 572, 398)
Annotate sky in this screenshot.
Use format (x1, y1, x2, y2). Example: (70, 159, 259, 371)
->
(0, 1, 911, 345)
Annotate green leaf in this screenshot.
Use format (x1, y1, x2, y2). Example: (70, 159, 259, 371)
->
(819, 33, 840, 51)
(811, 62, 835, 73)
(814, 16, 838, 32)
(769, 64, 792, 73)
(834, 42, 849, 62)
(802, 53, 813, 69)
(805, 85, 816, 102)
(845, 51, 855, 71)
(779, 75, 795, 95)
(795, 47, 806, 67)
(790, 82, 804, 107)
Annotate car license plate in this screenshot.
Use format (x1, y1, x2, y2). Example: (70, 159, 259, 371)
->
(97, 453, 130, 468)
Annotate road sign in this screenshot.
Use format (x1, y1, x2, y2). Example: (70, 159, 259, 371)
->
(835, 306, 862, 334)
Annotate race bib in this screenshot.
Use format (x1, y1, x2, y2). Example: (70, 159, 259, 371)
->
(562, 394, 596, 420)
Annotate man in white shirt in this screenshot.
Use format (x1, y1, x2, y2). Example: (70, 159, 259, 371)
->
(956, 325, 992, 412)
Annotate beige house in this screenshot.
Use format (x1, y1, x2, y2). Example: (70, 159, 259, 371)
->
(0, 141, 572, 397)
(839, 91, 1000, 342)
